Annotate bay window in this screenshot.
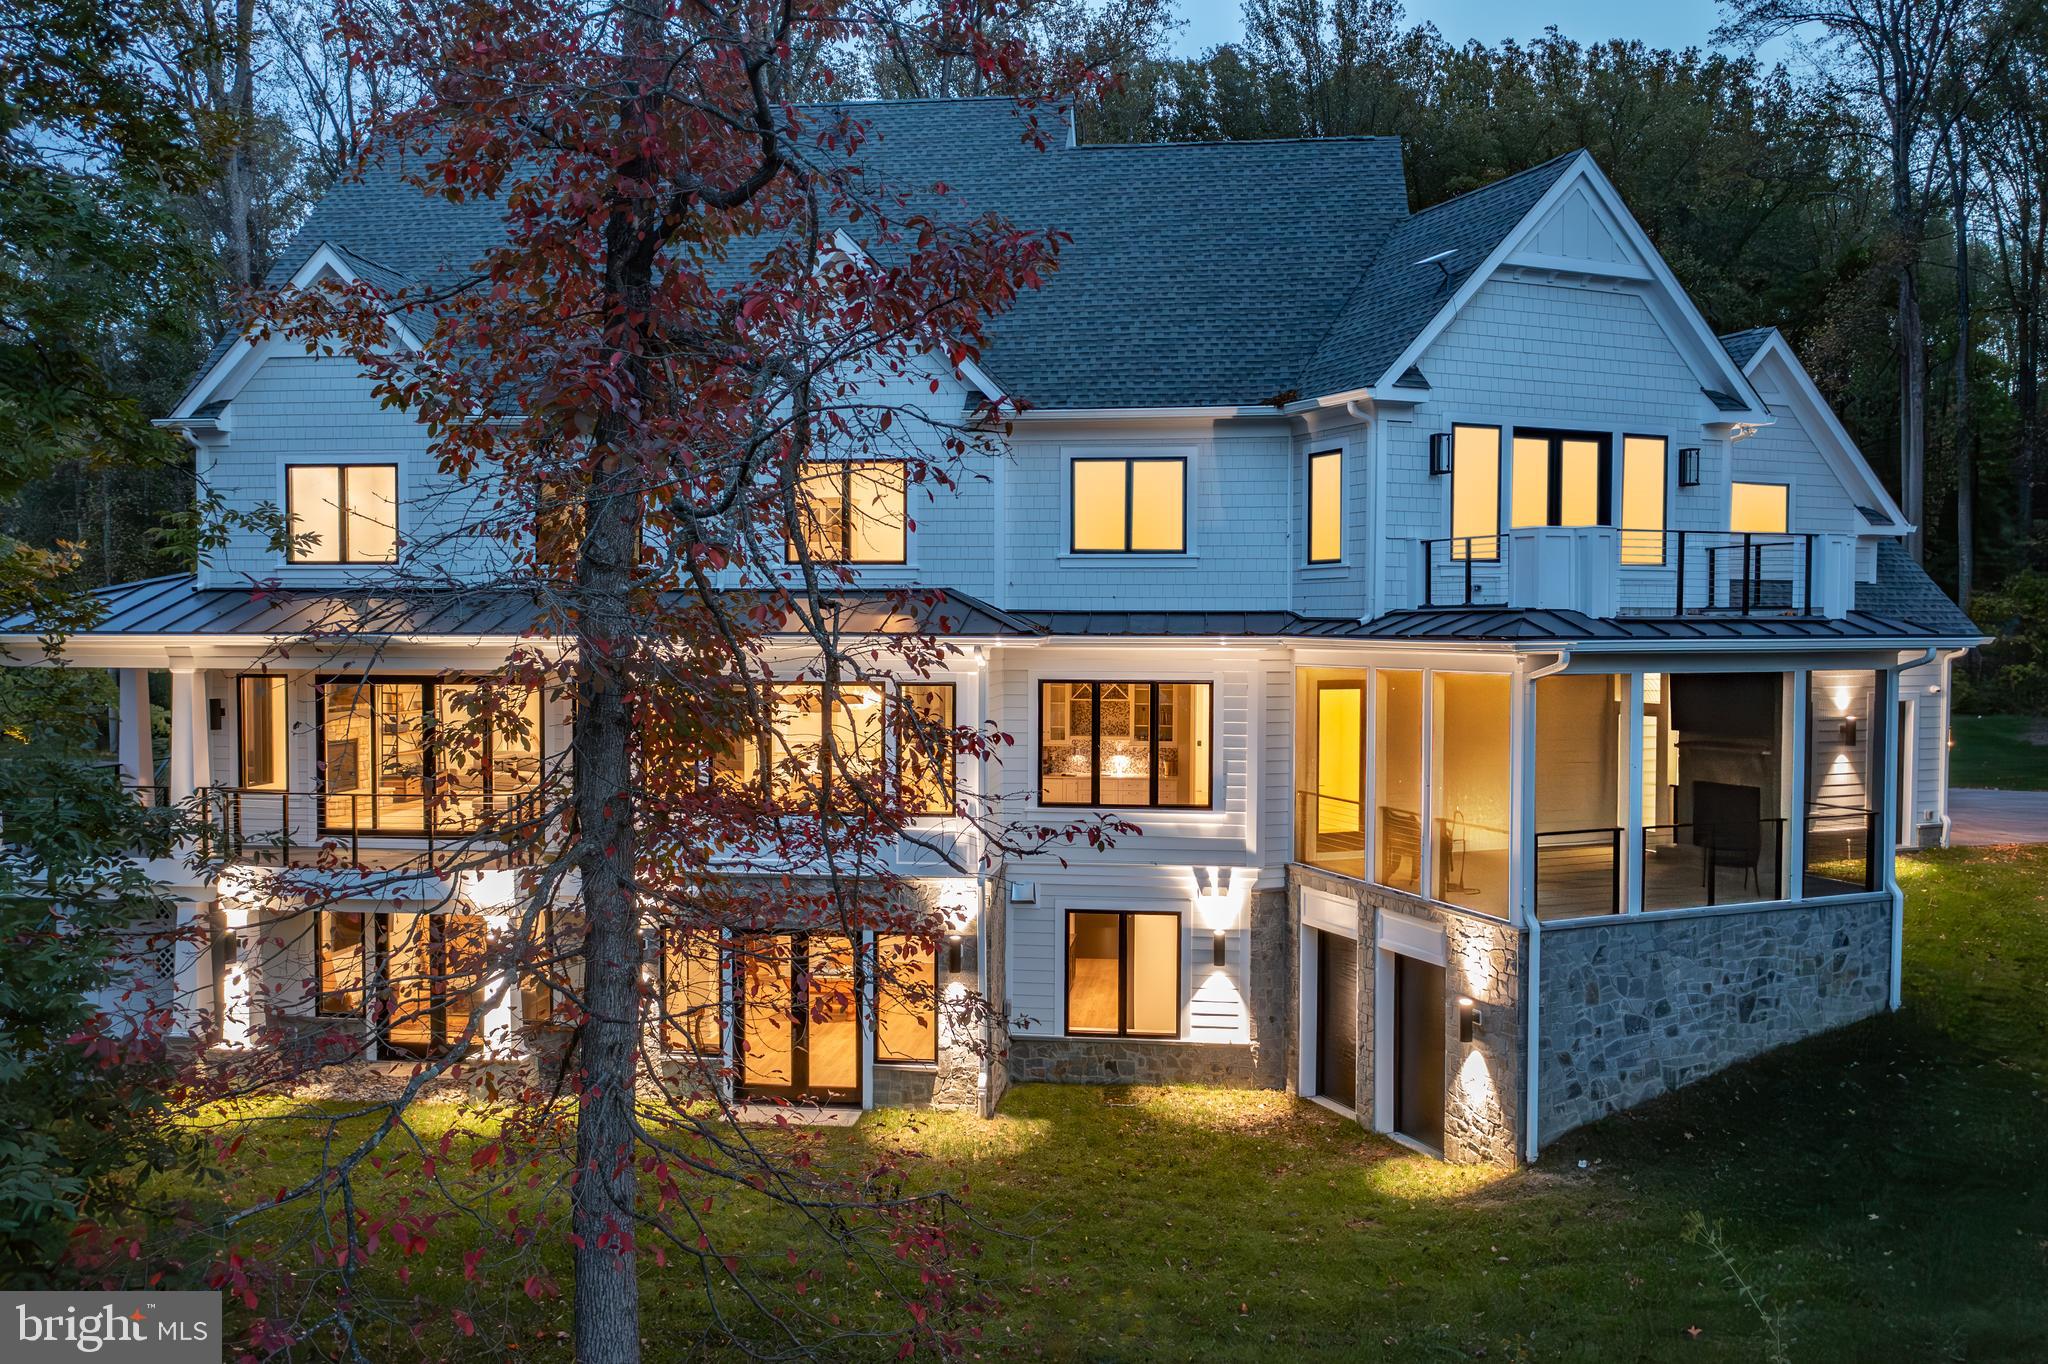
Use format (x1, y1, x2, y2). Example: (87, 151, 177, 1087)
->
(1038, 681, 1211, 808)
(1065, 910, 1179, 1038)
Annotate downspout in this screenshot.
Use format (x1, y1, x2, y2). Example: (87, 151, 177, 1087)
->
(1890, 646, 1936, 1011)
(1521, 649, 1569, 1161)
(976, 646, 996, 1112)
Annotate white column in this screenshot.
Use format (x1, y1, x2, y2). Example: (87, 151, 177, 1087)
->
(168, 896, 217, 1041)
(1623, 672, 1645, 914)
(117, 669, 153, 798)
(167, 668, 198, 805)
(1784, 671, 1809, 903)
(1507, 665, 1536, 927)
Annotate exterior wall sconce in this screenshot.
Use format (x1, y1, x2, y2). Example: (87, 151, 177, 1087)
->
(946, 933, 965, 974)
(1840, 715, 1858, 748)
(1429, 431, 1454, 476)
(208, 698, 226, 730)
(1212, 928, 1227, 967)
(1678, 447, 1702, 487)
(1457, 995, 1479, 1043)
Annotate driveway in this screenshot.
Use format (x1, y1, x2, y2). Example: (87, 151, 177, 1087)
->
(1949, 788, 2048, 846)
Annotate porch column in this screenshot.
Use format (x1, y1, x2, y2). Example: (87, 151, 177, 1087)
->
(166, 665, 213, 804)
(116, 669, 153, 798)
(1623, 672, 1645, 914)
(1878, 666, 1904, 1008)
(168, 894, 217, 1041)
(1507, 664, 1536, 926)
(1783, 671, 1808, 903)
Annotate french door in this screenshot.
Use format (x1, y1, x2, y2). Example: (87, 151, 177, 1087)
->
(735, 933, 863, 1104)
(379, 912, 487, 1057)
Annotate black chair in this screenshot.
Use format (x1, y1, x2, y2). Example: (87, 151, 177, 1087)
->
(1690, 781, 1762, 897)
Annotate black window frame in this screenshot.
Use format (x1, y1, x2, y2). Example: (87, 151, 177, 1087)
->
(1448, 423, 1503, 562)
(235, 672, 290, 791)
(1036, 679, 1214, 810)
(1306, 449, 1343, 565)
(873, 932, 940, 1064)
(313, 909, 367, 1018)
(284, 462, 399, 564)
(895, 681, 957, 818)
(1063, 909, 1182, 1039)
(313, 674, 543, 835)
(784, 459, 910, 565)
(1067, 456, 1188, 554)
(1509, 428, 1614, 528)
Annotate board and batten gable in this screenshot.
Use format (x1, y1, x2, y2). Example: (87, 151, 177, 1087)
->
(1380, 274, 1735, 604)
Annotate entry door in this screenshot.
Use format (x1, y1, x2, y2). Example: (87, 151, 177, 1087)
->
(736, 933, 862, 1104)
(1392, 953, 1446, 1151)
(1314, 932, 1358, 1109)
(379, 912, 486, 1057)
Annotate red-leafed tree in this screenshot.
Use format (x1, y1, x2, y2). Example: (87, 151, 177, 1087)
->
(155, 2, 1136, 1361)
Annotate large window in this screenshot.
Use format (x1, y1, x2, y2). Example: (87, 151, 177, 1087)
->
(1295, 669, 1367, 877)
(1070, 457, 1185, 553)
(1065, 911, 1179, 1037)
(1374, 670, 1423, 893)
(1038, 681, 1211, 808)
(662, 929, 723, 1053)
(1642, 672, 1786, 909)
(1449, 424, 1501, 560)
(875, 934, 938, 1063)
(1307, 450, 1342, 563)
(1620, 436, 1667, 565)
(315, 911, 364, 1016)
(1805, 669, 1881, 895)
(319, 678, 541, 833)
(713, 683, 886, 811)
(1730, 481, 1789, 534)
(238, 675, 289, 791)
(1431, 672, 1511, 917)
(1511, 429, 1610, 529)
(897, 683, 956, 816)
(287, 464, 397, 563)
(1533, 674, 1627, 919)
(788, 460, 907, 564)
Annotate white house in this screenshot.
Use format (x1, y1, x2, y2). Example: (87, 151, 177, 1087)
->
(0, 100, 1982, 1164)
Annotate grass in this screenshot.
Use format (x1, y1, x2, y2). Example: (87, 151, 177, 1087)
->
(1950, 714, 2048, 790)
(172, 848, 2048, 1361)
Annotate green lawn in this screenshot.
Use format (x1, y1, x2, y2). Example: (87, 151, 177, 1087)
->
(1950, 713, 2048, 790)
(177, 847, 2048, 1361)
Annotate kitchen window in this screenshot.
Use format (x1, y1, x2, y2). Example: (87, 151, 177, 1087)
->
(1038, 681, 1212, 808)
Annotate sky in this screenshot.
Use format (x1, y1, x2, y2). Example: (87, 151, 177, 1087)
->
(1170, 0, 1741, 58)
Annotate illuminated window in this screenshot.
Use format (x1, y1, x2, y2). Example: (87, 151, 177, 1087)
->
(1620, 436, 1668, 565)
(1449, 425, 1500, 560)
(1307, 450, 1342, 563)
(1374, 670, 1423, 893)
(319, 678, 540, 833)
(875, 934, 937, 1063)
(315, 911, 364, 1015)
(1038, 681, 1211, 808)
(1432, 672, 1512, 917)
(662, 929, 723, 1053)
(788, 460, 907, 563)
(286, 464, 397, 563)
(897, 683, 955, 816)
(1731, 482, 1789, 534)
(713, 683, 886, 811)
(1070, 457, 1186, 553)
(1512, 430, 1609, 529)
(238, 675, 289, 791)
(1065, 911, 1179, 1037)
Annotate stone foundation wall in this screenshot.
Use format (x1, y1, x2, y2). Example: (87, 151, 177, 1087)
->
(1537, 895, 1894, 1146)
(1246, 886, 1293, 1090)
(1007, 1035, 1262, 1087)
(1290, 867, 1527, 1167)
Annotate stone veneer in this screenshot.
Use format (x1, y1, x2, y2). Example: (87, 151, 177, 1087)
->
(1536, 895, 1893, 1144)
(1291, 866, 1526, 1166)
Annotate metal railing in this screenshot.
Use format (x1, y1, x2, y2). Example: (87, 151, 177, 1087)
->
(199, 785, 551, 867)
(1419, 528, 1824, 616)
(1294, 789, 1366, 873)
(1803, 803, 1880, 894)
(1642, 817, 1786, 910)
(1419, 535, 1507, 607)
(1533, 826, 1624, 919)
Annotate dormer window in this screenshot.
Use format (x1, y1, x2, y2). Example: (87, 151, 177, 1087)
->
(788, 460, 907, 564)
(287, 464, 398, 563)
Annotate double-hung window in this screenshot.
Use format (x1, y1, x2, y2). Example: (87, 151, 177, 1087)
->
(1069, 457, 1186, 553)
(788, 460, 907, 563)
(1065, 910, 1180, 1038)
(287, 464, 398, 563)
(1038, 681, 1212, 808)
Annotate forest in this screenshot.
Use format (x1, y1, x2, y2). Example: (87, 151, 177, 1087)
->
(5, 0, 2048, 702)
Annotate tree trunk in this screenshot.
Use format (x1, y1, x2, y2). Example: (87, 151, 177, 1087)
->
(1900, 263, 1928, 563)
(221, 0, 258, 289)
(1953, 135, 1973, 609)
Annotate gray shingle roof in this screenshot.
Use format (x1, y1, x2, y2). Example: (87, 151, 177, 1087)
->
(1297, 151, 1583, 399)
(1855, 540, 1982, 639)
(1718, 327, 1774, 369)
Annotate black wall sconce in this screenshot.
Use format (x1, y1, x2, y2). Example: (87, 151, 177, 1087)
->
(1457, 995, 1479, 1043)
(1678, 446, 1702, 487)
(207, 698, 226, 731)
(1212, 929, 1227, 967)
(946, 934, 964, 974)
(1840, 715, 1858, 748)
(1429, 431, 1454, 476)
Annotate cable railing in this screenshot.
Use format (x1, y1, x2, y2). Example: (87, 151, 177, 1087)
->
(1294, 789, 1366, 874)
(1418, 528, 1825, 616)
(1418, 535, 1507, 607)
(1803, 803, 1880, 895)
(198, 785, 552, 867)
(1642, 817, 1786, 910)
(1533, 826, 1624, 920)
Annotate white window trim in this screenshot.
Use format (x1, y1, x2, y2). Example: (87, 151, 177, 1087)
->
(1057, 444, 1197, 561)
(275, 455, 405, 572)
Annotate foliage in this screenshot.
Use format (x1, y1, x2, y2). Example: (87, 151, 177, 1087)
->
(1947, 712, 2048, 786)
(1960, 568, 2048, 711)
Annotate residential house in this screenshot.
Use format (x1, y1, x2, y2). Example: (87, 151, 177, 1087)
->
(0, 100, 1983, 1164)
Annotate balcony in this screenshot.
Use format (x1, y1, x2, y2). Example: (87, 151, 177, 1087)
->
(1413, 528, 1855, 619)
(199, 786, 552, 870)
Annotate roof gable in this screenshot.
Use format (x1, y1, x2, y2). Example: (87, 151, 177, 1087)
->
(1728, 328, 1910, 535)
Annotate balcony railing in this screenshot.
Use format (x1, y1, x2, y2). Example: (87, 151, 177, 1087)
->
(198, 785, 551, 867)
(1533, 827, 1623, 920)
(1417, 528, 1844, 618)
(1295, 789, 1367, 877)
(1642, 817, 1786, 911)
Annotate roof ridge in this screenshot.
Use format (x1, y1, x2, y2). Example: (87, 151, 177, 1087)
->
(1073, 134, 1402, 150)
(1404, 148, 1585, 222)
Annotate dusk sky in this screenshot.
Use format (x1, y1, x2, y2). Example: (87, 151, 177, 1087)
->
(1169, 0, 1749, 57)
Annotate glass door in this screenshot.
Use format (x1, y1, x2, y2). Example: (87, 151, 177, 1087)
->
(378, 912, 486, 1057)
(736, 933, 862, 1104)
